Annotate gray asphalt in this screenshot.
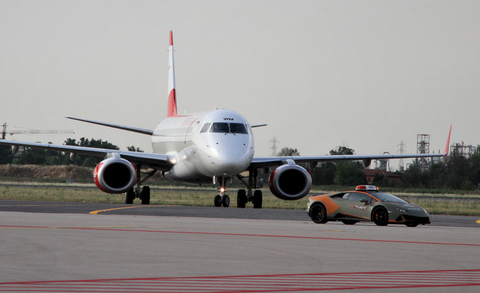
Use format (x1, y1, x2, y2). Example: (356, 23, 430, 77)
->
(0, 201, 479, 292)
(0, 200, 478, 227)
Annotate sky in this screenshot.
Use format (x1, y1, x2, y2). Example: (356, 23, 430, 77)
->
(1, 0, 479, 171)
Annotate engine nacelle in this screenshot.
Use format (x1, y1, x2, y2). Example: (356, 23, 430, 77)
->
(268, 164, 312, 200)
(94, 158, 136, 194)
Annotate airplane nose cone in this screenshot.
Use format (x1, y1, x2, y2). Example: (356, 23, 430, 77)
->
(211, 147, 250, 175)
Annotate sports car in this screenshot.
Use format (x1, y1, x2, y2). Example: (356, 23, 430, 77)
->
(307, 185, 430, 227)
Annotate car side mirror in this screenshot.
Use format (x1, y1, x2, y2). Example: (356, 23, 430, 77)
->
(359, 199, 369, 204)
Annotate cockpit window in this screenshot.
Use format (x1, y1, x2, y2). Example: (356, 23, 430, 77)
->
(200, 123, 211, 133)
(210, 123, 229, 133)
(230, 123, 248, 134)
(202, 122, 249, 134)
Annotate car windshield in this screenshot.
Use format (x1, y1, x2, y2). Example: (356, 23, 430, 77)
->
(372, 192, 407, 203)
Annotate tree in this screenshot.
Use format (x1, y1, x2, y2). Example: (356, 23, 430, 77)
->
(426, 162, 448, 188)
(469, 145, 480, 187)
(334, 161, 366, 186)
(325, 145, 365, 186)
(372, 173, 389, 187)
(64, 137, 119, 167)
(0, 145, 13, 164)
(330, 146, 355, 155)
(127, 145, 144, 152)
(311, 146, 364, 186)
(311, 162, 336, 185)
(276, 147, 309, 171)
(402, 162, 425, 188)
(277, 147, 300, 156)
(12, 142, 65, 165)
(445, 155, 472, 189)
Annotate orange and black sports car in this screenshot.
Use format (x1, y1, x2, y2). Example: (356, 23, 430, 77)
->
(307, 185, 430, 227)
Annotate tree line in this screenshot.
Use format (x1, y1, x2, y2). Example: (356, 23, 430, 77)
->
(1, 140, 480, 190)
(0, 138, 143, 167)
(278, 146, 480, 190)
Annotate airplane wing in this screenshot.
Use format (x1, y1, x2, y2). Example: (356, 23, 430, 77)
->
(249, 125, 452, 169)
(0, 140, 173, 171)
(249, 152, 447, 169)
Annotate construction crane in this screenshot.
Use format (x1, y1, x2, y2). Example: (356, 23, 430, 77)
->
(1, 123, 74, 140)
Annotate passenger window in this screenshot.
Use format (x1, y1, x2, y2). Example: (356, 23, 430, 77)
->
(200, 123, 211, 133)
(331, 193, 346, 198)
(348, 192, 371, 203)
(342, 193, 350, 200)
(230, 123, 248, 134)
(210, 123, 229, 133)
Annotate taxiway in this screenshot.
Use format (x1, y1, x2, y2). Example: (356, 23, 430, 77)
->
(0, 201, 478, 292)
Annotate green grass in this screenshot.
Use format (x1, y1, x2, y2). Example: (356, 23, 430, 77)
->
(0, 184, 479, 216)
(408, 198, 480, 216)
(0, 185, 309, 209)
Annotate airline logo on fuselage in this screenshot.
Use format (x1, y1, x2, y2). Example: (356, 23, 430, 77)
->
(223, 118, 234, 121)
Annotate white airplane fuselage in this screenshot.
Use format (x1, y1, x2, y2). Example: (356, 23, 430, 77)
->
(152, 109, 255, 183)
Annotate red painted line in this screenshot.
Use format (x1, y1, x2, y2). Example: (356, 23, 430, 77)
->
(1, 224, 478, 247)
(1, 269, 480, 292)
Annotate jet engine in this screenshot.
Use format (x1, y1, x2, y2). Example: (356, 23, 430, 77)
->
(268, 163, 312, 200)
(94, 158, 136, 193)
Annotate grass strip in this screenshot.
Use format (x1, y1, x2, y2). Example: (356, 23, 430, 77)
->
(1, 185, 480, 216)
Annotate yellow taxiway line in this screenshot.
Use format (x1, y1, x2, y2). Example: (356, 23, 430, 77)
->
(90, 206, 148, 215)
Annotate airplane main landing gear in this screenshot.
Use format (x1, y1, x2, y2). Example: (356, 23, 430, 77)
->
(237, 189, 247, 208)
(236, 189, 262, 208)
(237, 169, 263, 209)
(125, 186, 151, 204)
(125, 165, 156, 205)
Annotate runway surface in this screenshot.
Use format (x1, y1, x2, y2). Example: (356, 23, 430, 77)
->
(0, 201, 479, 292)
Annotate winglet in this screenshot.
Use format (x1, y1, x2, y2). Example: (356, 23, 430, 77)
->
(167, 30, 177, 117)
(443, 125, 452, 155)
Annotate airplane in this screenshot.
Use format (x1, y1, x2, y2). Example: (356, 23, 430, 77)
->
(0, 31, 452, 208)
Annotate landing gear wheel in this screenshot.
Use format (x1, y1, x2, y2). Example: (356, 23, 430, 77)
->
(310, 203, 328, 224)
(253, 190, 262, 209)
(214, 195, 222, 207)
(141, 186, 150, 205)
(342, 220, 358, 225)
(372, 207, 389, 226)
(237, 189, 246, 208)
(222, 195, 230, 207)
(125, 189, 134, 204)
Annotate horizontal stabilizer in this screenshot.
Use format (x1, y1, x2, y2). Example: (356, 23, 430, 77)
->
(251, 124, 267, 128)
(67, 117, 153, 136)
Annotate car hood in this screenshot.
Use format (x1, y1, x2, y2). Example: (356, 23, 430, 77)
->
(386, 202, 428, 214)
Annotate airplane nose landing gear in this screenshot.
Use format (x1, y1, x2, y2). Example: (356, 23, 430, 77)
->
(214, 178, 230, 207)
